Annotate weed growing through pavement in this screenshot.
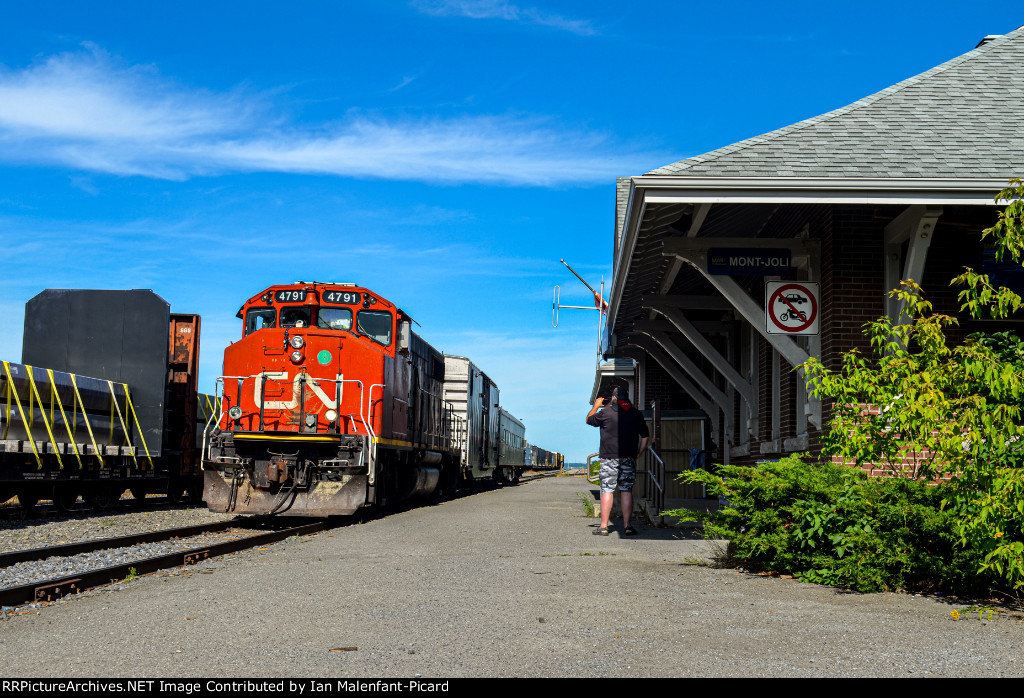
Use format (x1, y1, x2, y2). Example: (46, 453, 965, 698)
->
(576, 492, 595, 517)
(123, 567, 138, 583)
(682, 555, 711, 566)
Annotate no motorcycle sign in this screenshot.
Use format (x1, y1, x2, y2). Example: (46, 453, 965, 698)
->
(766, 281, 820, 335)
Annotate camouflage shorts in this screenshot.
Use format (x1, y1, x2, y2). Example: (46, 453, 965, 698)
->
(599, 457, 637, 494)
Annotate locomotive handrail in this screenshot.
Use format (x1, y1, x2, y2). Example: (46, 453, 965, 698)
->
(208, 374, 374, 473)
(367, 382, 384, 462)
(202, 379, 224, 466)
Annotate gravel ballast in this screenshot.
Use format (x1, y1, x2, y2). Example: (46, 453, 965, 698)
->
(1, 476, 1021, 678)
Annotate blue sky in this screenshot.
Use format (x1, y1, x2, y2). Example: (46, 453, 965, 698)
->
(0, 2, 1018, 461)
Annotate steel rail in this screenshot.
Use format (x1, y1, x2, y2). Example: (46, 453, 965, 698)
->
(0, 494, 178, 520)
(518, 471, 559, 484)
(0, 520, 239, 567)
(0, 521, 329, 608)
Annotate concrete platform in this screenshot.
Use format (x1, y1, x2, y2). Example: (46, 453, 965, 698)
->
(577, 480, 719, 529)
(1, 473, 1019, 678)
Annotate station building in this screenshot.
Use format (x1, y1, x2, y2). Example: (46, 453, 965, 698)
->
(593, 27, 1024, 506)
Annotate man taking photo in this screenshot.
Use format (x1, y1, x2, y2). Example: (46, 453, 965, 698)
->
(586, 386, 649, 536)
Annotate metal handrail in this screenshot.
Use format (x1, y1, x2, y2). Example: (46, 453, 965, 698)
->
(205, 374, 371, 467)
(646, 447, 665, 494)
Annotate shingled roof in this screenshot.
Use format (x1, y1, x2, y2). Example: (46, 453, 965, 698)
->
(647, 26, 1024, 179)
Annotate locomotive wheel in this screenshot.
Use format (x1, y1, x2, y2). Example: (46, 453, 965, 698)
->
(438, 467, 458, 498)
(83, 485, 117, 510)
(186, 481, 204, 504)
(52, 484, 80, 512)
(17, 488, 40, 511)
(129, 486, 148, 501)
(492, 467, 505, 487)
(0, 488, 13, 506)
(509, 468, 521, 485)
(167, 477, 188, 504)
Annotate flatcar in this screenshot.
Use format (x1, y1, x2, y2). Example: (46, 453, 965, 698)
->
(1, 289, 216, 509)
(202, 281, 527, 516)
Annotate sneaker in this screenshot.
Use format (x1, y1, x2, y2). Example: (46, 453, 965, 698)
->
(623, 526, 637, 536)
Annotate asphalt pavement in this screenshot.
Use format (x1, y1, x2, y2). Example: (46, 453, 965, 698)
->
(1, 474, 1020, 678)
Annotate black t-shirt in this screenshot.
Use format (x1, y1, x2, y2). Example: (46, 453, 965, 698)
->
(587, 401, 650, 459)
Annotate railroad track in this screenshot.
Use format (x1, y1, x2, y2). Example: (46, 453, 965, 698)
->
(0, 519, 330, 608)
(0, 494, 186, 520)
(519, 470, 561, 484)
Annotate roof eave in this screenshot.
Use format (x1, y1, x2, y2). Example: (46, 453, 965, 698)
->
(606, 175, 1008, 336)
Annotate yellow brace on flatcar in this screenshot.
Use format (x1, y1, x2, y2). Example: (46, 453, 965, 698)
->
(124, 386, 154, 469)
(2, 361, 42, 468)
(24, 366, 62, 469)
(69, 373, 104, 467)
(46, 369, 83, 469)
(106, 380, 139, 468)
(2, 367, 11, 441)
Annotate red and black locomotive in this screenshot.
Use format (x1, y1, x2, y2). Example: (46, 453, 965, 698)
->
(203, 281, 525, 516)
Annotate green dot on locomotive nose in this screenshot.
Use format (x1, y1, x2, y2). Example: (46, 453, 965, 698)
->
(317, 350, 332, 365)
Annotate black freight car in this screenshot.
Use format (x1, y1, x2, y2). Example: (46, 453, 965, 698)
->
(0, 289, 212, 510)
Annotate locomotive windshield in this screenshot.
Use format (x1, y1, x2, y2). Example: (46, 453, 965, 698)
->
(357, 310, 393, 345)
(280, 305, 312, 328)
(244, 307, 276, 335)
(317, 307, 353, 331)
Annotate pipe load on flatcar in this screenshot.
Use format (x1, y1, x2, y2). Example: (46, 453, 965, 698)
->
(203, 281, 527, 517)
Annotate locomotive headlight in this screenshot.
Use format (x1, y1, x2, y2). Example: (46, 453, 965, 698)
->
(228, 405, 243, 420)
(290, 335, 305, 349)
(290, 350, 304, 362)
(325, 409, 338, 422)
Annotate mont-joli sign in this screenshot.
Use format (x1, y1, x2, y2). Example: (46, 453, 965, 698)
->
(707, 248, 791, 276)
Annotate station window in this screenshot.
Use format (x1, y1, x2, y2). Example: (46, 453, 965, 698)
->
(317, 307, 353, 331)
(357, 310, 393, 346)
(983, 248, 1024, 298)
(280, 305, 312, 328)
(245, 307, 276, 336)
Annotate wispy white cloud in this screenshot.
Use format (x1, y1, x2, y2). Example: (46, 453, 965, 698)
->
(412, 0, 598, 36)
(0, 47, 655, 186)
(388, 75, 419, 92)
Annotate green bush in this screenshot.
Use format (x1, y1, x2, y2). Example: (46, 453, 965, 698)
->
(665, 455, 995, 593)
(800, 179, 1024, 590)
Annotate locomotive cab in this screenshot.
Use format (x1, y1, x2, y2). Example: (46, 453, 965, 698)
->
(203, 282, 455, 516)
